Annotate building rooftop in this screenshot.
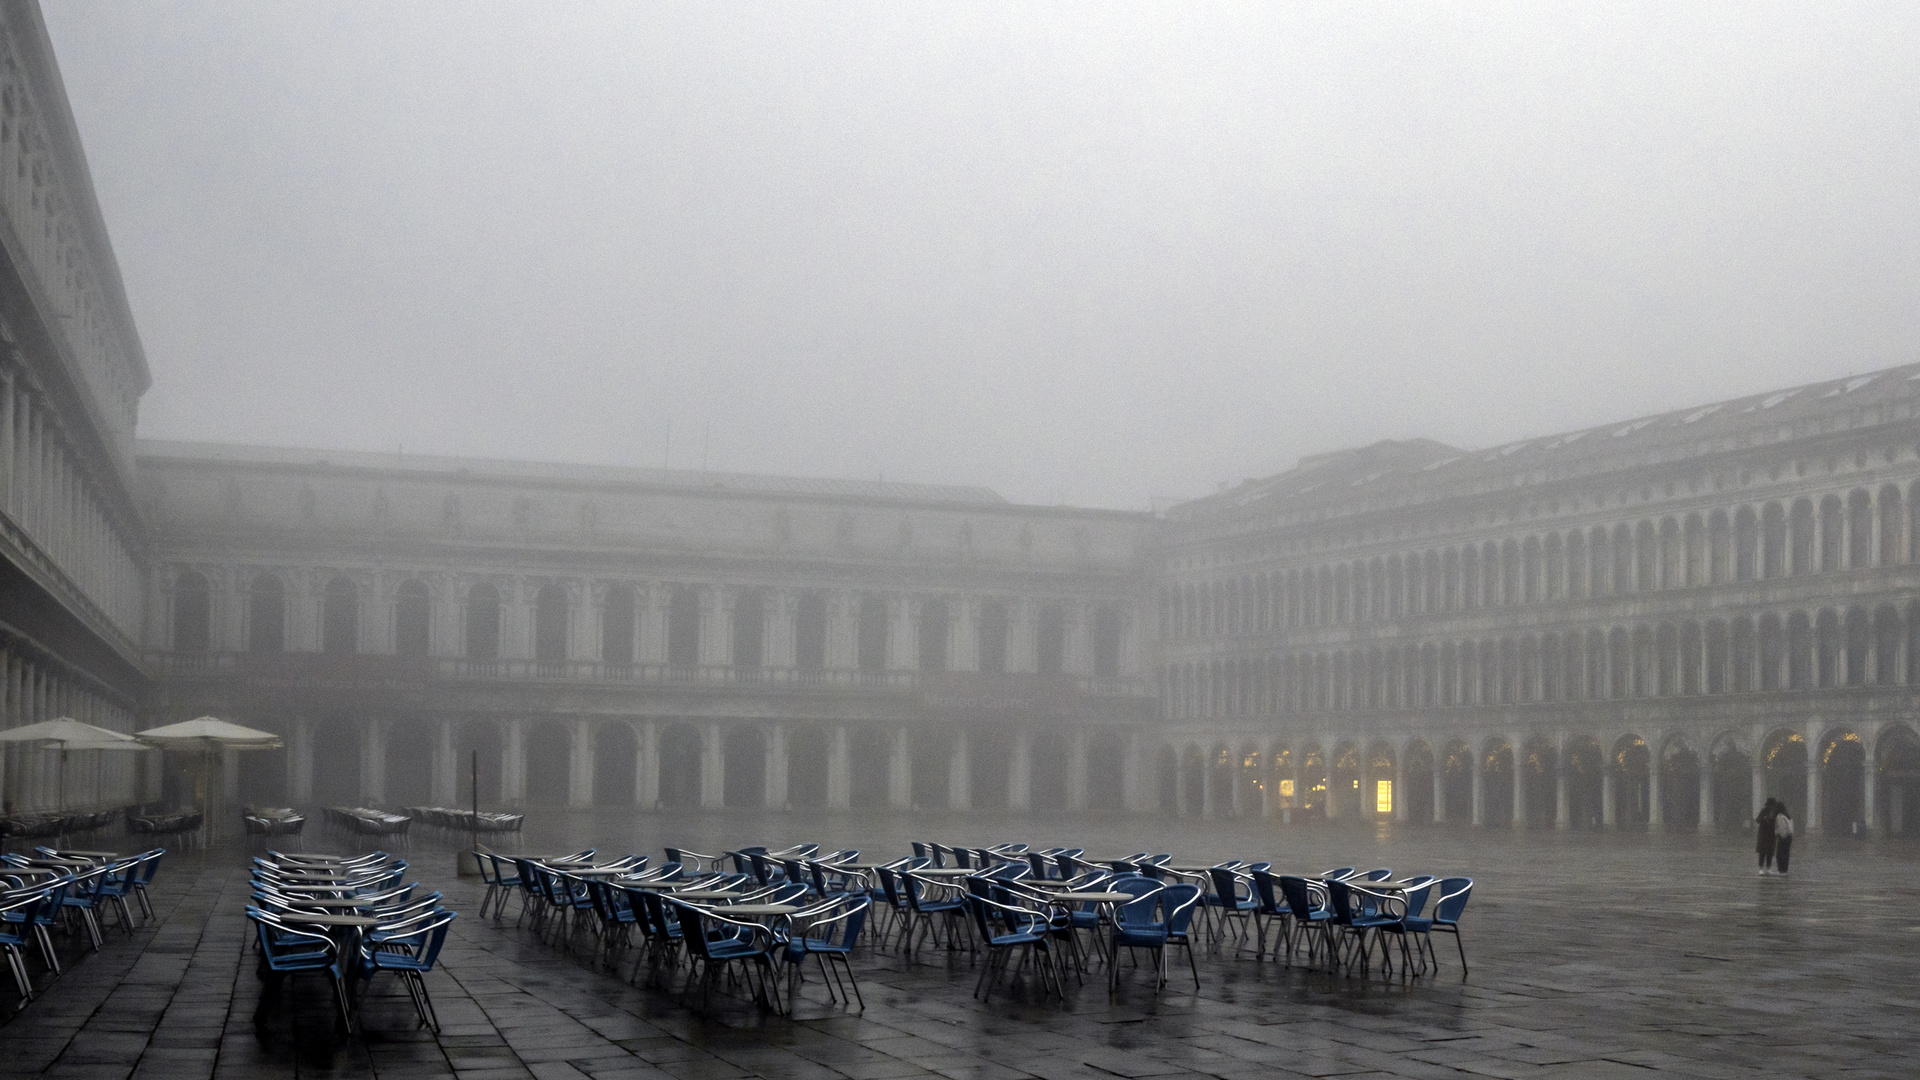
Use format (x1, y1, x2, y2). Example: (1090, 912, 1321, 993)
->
(136, 438, 1010, 507)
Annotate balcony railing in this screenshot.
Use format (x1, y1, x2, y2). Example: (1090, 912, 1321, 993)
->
(146, 651, 1153, 699)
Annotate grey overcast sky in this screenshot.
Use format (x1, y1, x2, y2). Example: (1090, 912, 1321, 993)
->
(39, 2, 1920, 509)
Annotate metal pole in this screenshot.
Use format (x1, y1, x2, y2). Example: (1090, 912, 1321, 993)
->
(470, 749, 479, 853)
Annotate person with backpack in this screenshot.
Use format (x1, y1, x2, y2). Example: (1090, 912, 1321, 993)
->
(1773, 804, 1794, 875)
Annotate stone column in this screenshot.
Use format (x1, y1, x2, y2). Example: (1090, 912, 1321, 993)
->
(1511, 735, 1526, 829)
(1009, 732, 1032, 812)
(1067, 733, 1089, 811)
(888, 726, 911, 809)
(1863, 746, 1877, 833)
(502, 720, 527, 804)
(568, 718, 592, 807)
(1470, 748, 1484, 826)
(1201, 752, 1217, 818)
(1751, 759, 1766, 818)
(700, 723, 723, 808)
(1648, 751, 1664, 830)
(948, 731, 971, 811)
(1173, 752, 1188, 818)
(1698, 757, 1714, 831)
(431, 719, 455, 805)
(765, 722, 789, 809)
(362, 718, 387, 804)
(826, 725, 851, 810)
(1393, 752, 1408, 822)
(1601, 769, 1617, 827)
(1554, 761, 1570, 829)
(290, 717, 315, 803)
(1432, 755, 1446, 824)
(1805, 758, 1821, 831)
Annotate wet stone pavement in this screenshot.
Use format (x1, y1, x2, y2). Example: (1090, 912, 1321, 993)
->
(2, 822, 1917, 1080)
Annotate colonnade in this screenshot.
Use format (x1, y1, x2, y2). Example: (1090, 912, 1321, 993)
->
(273, 715, 1142, 815)
(1152, 714, 1920, 834)
(0, 640, 147, 810)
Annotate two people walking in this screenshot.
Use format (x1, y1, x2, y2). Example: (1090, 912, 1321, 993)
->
(1756, 797, 1794, 875)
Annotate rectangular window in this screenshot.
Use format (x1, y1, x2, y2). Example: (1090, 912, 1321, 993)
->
(1375, 780, 1393, 815)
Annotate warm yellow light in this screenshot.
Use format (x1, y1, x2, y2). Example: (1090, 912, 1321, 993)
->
(1376, 780, 1393, 814)
(1279, 779, 1295, 798)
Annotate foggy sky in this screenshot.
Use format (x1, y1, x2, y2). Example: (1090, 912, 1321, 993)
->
(40, 2, 1920, 509)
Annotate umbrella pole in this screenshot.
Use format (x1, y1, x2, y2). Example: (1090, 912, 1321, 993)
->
(57, 746, 66, 847)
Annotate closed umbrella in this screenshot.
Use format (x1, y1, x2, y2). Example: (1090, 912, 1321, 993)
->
(0, 718, 148, 842)
(135, 717, 283, 847)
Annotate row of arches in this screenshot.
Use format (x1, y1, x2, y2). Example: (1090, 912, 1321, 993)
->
(1164, 603, 1920, 719)
(1164, 482, 1918, 639)
(1147, 723, 1920, 834)
(170, 572, 1126, 679)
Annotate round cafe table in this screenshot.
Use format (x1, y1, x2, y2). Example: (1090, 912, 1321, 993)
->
(1048, 891, 1140, 992)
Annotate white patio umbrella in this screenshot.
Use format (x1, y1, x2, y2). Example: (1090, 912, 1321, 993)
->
(0, 718, 149, 841)
(134, 717, 283, 847)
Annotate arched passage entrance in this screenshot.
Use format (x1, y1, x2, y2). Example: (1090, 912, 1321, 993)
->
(723, 726, 765, 809)
(788, 727, 829, 809)
(593, 723, 637, 807)
(658, 724, 702, 809)
(1819, 730, 1866, 834)
(1087, 734, 1126, 811)
(1565, 737, 1603, 828)
(385, 719, 435, 807)
(525, 720, 571, 807)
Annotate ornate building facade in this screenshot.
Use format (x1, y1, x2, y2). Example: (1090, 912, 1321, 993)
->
(1, 0, 1916, 835)
(0, 1, 152, 813)
(1153, 368, 1920, 834)
(140, 442, 1159, 814)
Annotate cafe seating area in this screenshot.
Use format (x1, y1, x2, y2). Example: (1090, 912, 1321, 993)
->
(482, 840, 1474, 1016)
(0, 845, 166, 1008)
(246, 849, 457, 1033)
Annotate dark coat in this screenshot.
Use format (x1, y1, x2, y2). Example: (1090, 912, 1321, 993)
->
(1755, 808, 1777, 855)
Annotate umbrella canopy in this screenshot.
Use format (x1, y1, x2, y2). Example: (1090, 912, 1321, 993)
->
(135, 717, 282, 749)
(0, 717, 147, 751)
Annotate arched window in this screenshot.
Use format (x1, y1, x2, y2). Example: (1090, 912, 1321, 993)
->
(976, 599, 1008, 674)
(172, 571, 211, 653)
(1036, 604, 1066, 675)
(732, 589, 765, 669)
(918, 598, 949, 672)
(668, 585, 701, 668)
(248, 573, 285, 655)
(466, 582, 501, 661)
(795, 594, 827, 672)
(857, 596, 889, 673)
(534, 583, 569, 666)
(601, 584, 635, 665)
(322, 577, 358, 655)
(395, 580, 430, 659)
(1092, 607, 1123, 680)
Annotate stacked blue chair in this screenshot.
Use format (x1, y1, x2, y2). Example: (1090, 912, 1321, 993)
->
(780, 896, 870, 1009)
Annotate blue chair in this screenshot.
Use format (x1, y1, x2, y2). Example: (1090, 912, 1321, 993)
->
(359, 911, 457, 1031)
(628, 888, 684, 984)
(1377, 876, 1436, 973)
(59, 866, 114, 951)
(1110, 880, 1202, 992)
(664, 847, 719, 874)
(249, 908, 354, 1032)
(94, 859, 141, 934)
(1205, 866, 1259, 954)
(1276, 876, 1335, 967)
(668, 900, 780, 1012)
(1249, 869, 1291, 961)
(1321, 867, 1357, 881)
(0, 892, 46, 1002)
(781, 897, 870, 1009)
(1403, 877, 1472, 975)
(900, 868, 967, 955)
(481, 853, 523, 921)
(1325, 879, 1399, 974)
(963, 889, 1057, 1002)
(1360, 868, 1393, 882)
(128, 850, 165, 922)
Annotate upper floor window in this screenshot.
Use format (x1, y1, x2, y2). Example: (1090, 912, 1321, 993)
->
(395, 580, 430, 658)
(668, 585, 701, 668)
(602, 584, 636, 665)
(466, 582, 501, 661)
(1093, 607, 1123, 679)
(172, 571, 210, 652)
(322, 577, 358, 655)
(857, 596, 888, 673)
(534, 583, 569, 665)
(977, 599, 1008, 674)
(732, 589, 765, 669)
(248, 574, 285, 655)
(918, 599, 949, 673)
(795, 594, 827, 672)
(1036, 605, 1065, 676)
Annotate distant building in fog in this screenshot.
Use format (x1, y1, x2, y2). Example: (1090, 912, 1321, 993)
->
(1, 0, 1915, 833)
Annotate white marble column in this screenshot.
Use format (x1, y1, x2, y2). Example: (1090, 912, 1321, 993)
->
(765, 722, 789, 809)
(1067, 732, 1089, 811)
(700, 723, 723, 808)
(568, 718, 593, 807)
(502, 719, 527, 804)
(637, 722, 660, 808)
(431, 719, 455, 805)
(888, 726, 912, 809)
(948, 730, 971, 811)
(1009, 732, 1032, 812)
(826, 725, 851, 810)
